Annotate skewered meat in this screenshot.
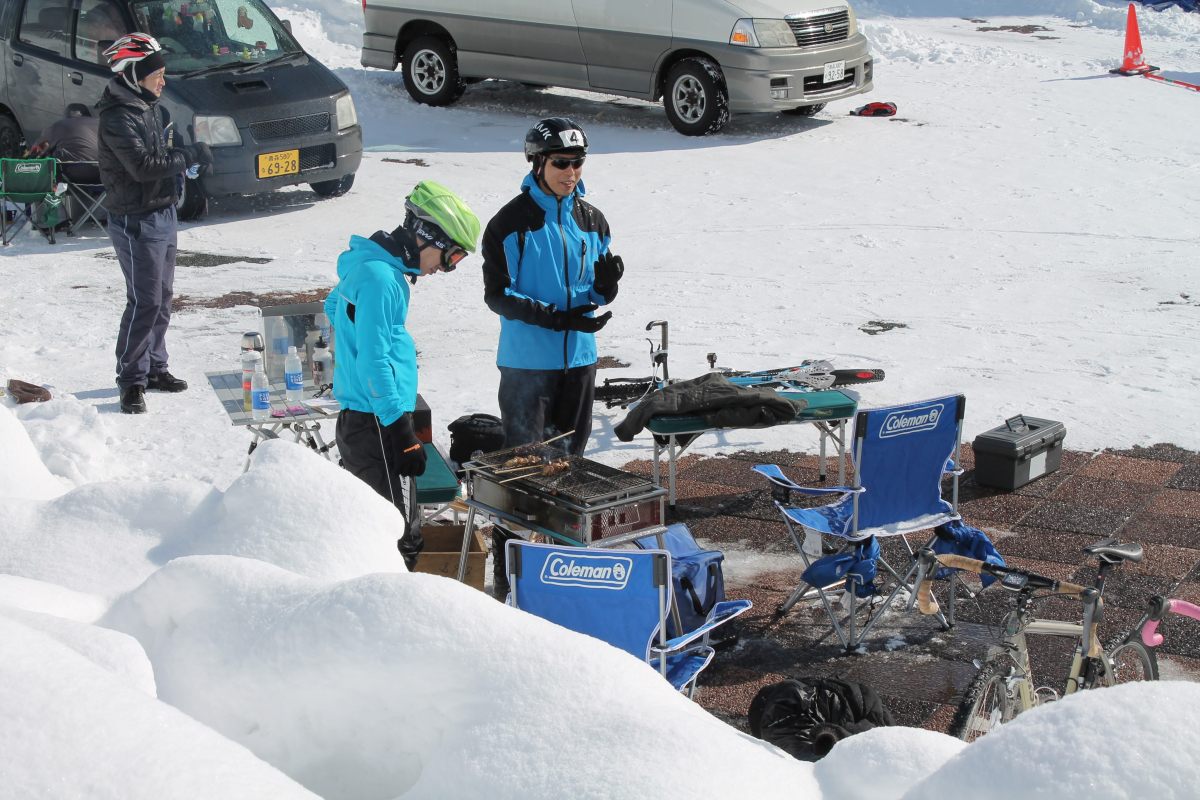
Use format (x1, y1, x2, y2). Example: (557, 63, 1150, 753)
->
(503, 455, 541, 469)
(542, 461, 571, 476)
(512, 444, 539, 456)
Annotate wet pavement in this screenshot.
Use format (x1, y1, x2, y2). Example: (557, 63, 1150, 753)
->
(617, 442, 1200, 734)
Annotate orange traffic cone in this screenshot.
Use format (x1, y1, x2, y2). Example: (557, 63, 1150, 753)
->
(1110, 3, 1158, 75)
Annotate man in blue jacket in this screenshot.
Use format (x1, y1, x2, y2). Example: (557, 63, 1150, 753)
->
(325, 181, 480, 570)
(481, 118, 624, 457)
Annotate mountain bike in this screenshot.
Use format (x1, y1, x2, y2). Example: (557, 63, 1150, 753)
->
(595, 320, 885, 409)
(913, 538, 1158, 742)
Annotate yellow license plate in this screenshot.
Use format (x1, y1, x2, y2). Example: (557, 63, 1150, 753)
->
(257, 149, 299, 179)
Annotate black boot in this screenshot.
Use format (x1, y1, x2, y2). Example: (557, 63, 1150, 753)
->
(146, 371, 188, 392)
(120, 384, 146, 414)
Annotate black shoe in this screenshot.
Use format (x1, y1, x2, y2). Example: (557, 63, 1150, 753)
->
(120, 385, 146, 414)
(146, 371, 187, 392)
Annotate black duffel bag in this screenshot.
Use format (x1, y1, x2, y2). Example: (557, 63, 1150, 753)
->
(748, 677, 894, 759)
(447, 413, 505, 471)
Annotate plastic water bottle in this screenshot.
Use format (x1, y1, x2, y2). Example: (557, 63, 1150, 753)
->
(251, 361, 270, 420)
(284, 346, 303, 402)
(315, 312, 331, 342)
(241, 349, 262, 411)
(312, 335, 333, 389)
(268, 316, 289, 379)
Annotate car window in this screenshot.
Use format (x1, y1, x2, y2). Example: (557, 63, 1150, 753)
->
(75, 0, 130, 65)
(131, 0, 300, 73)
(18, 0, 72, 56)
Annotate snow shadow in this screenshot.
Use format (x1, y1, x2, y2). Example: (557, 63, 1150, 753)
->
(339, 70, 835, 156)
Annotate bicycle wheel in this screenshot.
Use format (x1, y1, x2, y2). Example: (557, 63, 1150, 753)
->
(948, 659, 1014, 742)
(1100, 632, 1159, 685)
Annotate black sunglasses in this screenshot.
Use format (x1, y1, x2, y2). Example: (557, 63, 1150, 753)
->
(548, 156, 586, 170)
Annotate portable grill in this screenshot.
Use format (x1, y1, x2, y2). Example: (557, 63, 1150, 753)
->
(461, 444, 668, 548)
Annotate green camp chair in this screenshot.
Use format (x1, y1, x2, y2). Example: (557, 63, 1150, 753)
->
(0, 158, 58, 245)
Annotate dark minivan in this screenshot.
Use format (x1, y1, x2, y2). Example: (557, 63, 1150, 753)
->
(0, 0, 361, 218)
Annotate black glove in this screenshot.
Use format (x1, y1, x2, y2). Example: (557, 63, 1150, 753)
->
(180, 142, 214, 174)
(550, 304, 612, 333)
(592, 252, 623, 302)
(385, 413, 427, 477)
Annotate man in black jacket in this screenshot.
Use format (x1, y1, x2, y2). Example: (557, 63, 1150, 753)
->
(97, 33, 211, 414)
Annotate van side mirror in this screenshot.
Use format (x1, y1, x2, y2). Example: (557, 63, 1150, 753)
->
(280, 19, 291, 33)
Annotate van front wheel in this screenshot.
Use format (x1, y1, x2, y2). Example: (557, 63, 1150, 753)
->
(403, 36, 465, 107)
(663, 58, 729, 136)
(176, 178, 207, 222)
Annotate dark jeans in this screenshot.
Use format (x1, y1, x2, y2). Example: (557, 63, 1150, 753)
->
(497, 363, 597, 457)
(493, 362, 597, 592)
(336, 409, 424, 568)
(109, 206, 176, 389)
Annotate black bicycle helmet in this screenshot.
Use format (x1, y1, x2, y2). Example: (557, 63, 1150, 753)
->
(524, 118, 588, 162)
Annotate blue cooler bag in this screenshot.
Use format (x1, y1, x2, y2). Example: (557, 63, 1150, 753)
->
(635, 523, 726, 637)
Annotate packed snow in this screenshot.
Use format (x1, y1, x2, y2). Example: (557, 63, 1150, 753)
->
(3, 0, 1200, 797)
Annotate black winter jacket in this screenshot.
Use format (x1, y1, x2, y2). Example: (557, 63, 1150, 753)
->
(96, 78, 188, 215)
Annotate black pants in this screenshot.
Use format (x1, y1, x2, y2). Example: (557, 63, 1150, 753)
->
(497, 363, 597, 456)
(336, 409, 424, 568)
(110, 207, 177, 390)
(493, 363, 597, 592)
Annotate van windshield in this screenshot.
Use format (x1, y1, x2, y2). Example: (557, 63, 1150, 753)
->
(130, 0, 302, 74)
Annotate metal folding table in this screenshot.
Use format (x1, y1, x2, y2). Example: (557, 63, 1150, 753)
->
(645, 389, 859, 506)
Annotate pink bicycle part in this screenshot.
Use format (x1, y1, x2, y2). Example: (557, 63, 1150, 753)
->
(1142, 599, 1200, 647)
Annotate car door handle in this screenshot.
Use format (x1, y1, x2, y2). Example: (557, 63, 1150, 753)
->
(70, 71, 83, 85)
(11, 54, 22, 66)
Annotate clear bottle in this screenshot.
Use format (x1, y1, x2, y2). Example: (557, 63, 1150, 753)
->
(241, 349, 262, 411)
(315, 312, 331, 342)
(251, 361, 270, 420)
(284, 346, 303, 403)
(267, 316, 289, 380)
(312, 335, 333, 390)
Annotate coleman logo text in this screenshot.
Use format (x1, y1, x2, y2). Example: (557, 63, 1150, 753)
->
(540, 554, 632, 590)
(880, 404, 944, 438)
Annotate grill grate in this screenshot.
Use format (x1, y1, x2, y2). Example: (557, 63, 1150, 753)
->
(474, 445, 653, 505)
(298, 143, 336, 172)
(804, 68, 856, 96)
(787, 8, 852, 48)
(249, 112, 330, 141)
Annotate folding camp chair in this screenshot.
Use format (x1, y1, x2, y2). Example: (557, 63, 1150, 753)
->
(0, 158, 58, 245)
(753, 395, 967, 651)
(57, 161, 106, 236)
(506, 540, 751, 698)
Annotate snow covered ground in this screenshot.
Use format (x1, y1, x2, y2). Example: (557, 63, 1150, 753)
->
(3, 1, 1200, 797)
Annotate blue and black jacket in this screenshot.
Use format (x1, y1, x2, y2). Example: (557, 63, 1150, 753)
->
(482, 174, 614, 370)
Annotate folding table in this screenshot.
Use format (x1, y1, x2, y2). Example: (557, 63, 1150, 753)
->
(644, 389, 859, 507)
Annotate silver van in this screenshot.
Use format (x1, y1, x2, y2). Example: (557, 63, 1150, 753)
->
(0, 0, 362, 219)
(361, 0, 873, 135)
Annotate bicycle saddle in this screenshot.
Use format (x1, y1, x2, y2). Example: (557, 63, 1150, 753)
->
(1083, 538, 1143, 563)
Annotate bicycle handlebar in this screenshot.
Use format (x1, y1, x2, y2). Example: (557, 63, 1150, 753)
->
(1141, 598, 1200, 647)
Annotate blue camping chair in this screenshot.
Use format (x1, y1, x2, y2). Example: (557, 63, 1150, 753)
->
(506, 540, 751, 698)
(753, 395, 967, 650)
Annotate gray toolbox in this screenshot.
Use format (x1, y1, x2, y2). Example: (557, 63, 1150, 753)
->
(972, 415, 1067, 490)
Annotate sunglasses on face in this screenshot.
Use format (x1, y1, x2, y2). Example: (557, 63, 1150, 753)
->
(548, 156, 586, 170)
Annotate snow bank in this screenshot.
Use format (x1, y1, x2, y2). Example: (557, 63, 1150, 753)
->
(858, 0, 1200, 36)
(105, 555, 817, 800)
(0, 404, 66, 500)
(0, 573, 107, 622)
(0, 440, 403, 599)
(815, 726, 965, 800)
(901, 681, 1200, 800)
(0, 616, 320, 800)
(271, 0, 363, 48)
(154, 440, 408, 581)
(0, 605, 157, 695)
(15, 394, 126, 485)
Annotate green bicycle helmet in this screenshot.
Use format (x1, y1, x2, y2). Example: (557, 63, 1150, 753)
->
(403, 180, 481, 254)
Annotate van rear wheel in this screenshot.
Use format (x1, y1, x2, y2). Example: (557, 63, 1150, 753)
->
(403, 36, 465, 107)
(663, 57, 729, 136)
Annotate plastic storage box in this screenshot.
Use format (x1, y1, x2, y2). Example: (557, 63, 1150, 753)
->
(972, 415, 1067, 490)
